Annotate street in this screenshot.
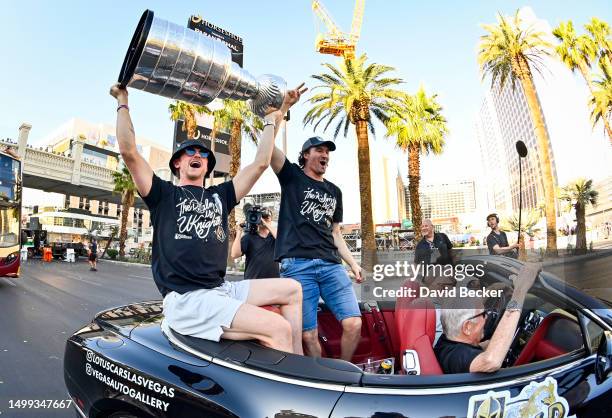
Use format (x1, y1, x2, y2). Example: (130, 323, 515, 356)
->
(0, 259, 236, 418)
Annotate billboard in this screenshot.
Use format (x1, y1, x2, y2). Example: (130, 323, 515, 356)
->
(188, 16, 244, 67)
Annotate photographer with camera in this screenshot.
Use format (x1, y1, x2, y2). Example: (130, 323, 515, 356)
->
(231, 206, 279, 281)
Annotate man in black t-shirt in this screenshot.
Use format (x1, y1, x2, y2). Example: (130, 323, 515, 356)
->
(435, 263, 539, 373)
(271, 136, 363, 361)
(109, 82, 307, 354)
(486, 213, 518, 258)
(414, 219, 454, 265)
(88, 239, 98, 271)
(230, 209, 279, 280)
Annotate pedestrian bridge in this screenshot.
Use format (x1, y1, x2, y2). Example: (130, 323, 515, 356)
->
(1, 123, 159, 208)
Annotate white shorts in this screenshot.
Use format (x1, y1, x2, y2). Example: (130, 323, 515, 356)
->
(161, 280, 251, 342)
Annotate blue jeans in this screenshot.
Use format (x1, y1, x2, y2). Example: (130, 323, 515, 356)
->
(280, 257, 360, 331)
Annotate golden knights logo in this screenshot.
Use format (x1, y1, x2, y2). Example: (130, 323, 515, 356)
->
(467, 377, 575, 418)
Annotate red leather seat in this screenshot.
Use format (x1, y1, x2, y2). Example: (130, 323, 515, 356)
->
(514, 313, 575, 366)
(396, 291, 443, 375)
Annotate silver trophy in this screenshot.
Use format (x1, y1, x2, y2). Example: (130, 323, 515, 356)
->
(118, 10, 286, 117)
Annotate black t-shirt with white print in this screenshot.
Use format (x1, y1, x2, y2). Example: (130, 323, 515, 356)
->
(142, 174, 238, 296)
(275, 158, 342, 263)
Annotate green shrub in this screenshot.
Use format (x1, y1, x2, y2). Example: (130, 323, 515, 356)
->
(107, 249, 118, 260)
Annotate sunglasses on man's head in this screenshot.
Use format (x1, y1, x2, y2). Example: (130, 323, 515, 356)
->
(184, 147, 209, 158)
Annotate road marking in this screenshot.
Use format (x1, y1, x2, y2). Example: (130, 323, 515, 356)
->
(127, 274, 153, 280)
(64, 275, 102, 287)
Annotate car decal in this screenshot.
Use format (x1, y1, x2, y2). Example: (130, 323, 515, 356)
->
(466, 377, 575, 418)
(85, 349, 174, 412)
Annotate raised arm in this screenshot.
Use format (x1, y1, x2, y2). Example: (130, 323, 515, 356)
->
(233, 83, 307, 201)
(109, 83, 154, 197)
(230, 227, 245, 259)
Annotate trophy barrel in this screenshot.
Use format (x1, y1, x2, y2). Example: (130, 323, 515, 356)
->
(118, 10, 285, 117)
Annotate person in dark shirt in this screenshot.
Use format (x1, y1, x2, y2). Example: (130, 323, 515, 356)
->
(486, 213, 518, 258)
(109, 82, 307, 354)
(88, 239, 98, 271)
(414, 219, 454, 265)
(230, 209, 279, 280)
(271, 136, 363, 361)
(434, 263, 539, 373)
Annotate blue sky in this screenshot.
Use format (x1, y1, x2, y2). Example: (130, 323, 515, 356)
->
(2, 1, 611, 221)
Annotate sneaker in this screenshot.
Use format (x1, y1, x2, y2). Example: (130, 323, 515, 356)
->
(90, 267, 95, 271)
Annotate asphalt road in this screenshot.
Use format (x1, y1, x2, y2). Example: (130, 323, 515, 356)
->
(0, 259, 239, 418)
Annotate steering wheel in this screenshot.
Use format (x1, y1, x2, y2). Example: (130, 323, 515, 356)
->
(503, 309, 544, 367)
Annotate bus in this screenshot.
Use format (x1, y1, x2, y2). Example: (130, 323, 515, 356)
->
(0, 150, 21, 277)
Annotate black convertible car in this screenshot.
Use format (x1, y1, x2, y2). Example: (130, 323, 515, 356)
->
(64, 256, 612, 417)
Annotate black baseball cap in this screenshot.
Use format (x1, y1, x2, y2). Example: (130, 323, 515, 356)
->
(301, 136, 336, 153)
(169, 139, 216, 178)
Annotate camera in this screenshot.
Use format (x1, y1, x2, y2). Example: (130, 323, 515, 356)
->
(243, 204, 270, 234)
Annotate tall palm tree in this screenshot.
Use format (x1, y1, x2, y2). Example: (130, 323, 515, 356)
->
(112, 165, 137, 259)
(478, 10, 558, 254)
(168, 101, 210, 139)
(585, 17, 612, 67)
(303, 54, 403, 271)
(385, 88, 448, 241)
(214, 100, 262, 264)
(590, 61, 612, 144)
(559, 178, 598, 253)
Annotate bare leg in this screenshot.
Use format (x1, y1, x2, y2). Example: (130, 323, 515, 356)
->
(340, 316, 362, 362)
(302, 329, 322, 357)
(246, 278, 304, 355)
(221, 303, 293, 352)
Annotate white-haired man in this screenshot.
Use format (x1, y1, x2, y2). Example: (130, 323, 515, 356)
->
(434, 263, 540, 373)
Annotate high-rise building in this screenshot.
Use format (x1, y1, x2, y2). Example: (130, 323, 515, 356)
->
(406, 180, 477, 219)
(475, 7, 611, 215)
(396, 170, 407, 222)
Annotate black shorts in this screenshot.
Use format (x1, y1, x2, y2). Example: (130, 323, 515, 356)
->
(88, 254, 97, 262)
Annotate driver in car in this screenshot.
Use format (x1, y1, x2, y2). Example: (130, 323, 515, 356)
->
(434, 263, 540, 373)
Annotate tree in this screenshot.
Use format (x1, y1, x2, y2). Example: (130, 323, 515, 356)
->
(168, 101, 210, 139)
(585, 17, 612, 67)
(112, 165, 137, 259)
(385, 88, 448, 241)
(100, 226, 118, 260)
(214, 100, 263, 265)
(501, 210, 541, 260)
(478, 10, 558, 254)
(559, 178, 598, 253)
(590, 61, 612, 144)
(303, 54, 403, 271)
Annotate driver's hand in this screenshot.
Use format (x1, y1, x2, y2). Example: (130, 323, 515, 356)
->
(512, 262, 541, 293)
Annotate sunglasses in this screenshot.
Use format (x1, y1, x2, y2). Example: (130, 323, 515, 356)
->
(184, 147, 209, 158)
(467, 310, 493, 321)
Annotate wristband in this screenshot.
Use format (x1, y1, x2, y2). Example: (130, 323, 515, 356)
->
(117, 104, 130, 112)
(263, 119, 276, 129)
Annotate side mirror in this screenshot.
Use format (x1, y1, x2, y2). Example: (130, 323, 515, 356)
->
(596, 330, 612, 384)
(402, 350, 421, 375)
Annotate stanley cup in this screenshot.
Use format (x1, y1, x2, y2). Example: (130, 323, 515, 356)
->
(118, 10, 286, 117)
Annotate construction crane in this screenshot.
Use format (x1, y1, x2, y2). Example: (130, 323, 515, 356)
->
(311, 0, 365, 58)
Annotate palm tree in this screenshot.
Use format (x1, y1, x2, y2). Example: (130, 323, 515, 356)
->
(478, 10, 558, 255)
(585, 17, 612, 66)
(168, 101, 210, 139)
(590, 61, 612, 144)
(214, 100, 262, 264)
(385, 88, 448, 241)
(112, 165, 137, 259)
(501, 210, 541, 260)
(553, 21, 612, 141)
(559, 178, 598, 253)
(303, 54, 403, 271)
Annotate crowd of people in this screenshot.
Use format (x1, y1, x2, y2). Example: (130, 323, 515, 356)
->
(110, 81, 538, 374)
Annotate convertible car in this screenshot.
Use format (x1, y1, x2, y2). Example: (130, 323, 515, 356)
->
(64, 256, 612, 418)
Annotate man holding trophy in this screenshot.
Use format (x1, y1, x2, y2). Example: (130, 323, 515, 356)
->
(109, 81, 306, 354)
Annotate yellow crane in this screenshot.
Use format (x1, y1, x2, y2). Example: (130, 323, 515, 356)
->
(311, 0, 365, 58)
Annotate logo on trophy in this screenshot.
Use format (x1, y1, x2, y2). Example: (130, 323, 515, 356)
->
(118, 10, 286, 117)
